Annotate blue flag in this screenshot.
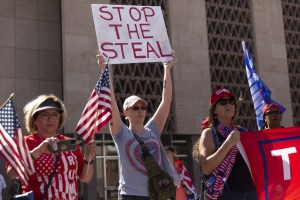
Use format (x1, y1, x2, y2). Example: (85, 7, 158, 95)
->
(242, 41, 286, 129)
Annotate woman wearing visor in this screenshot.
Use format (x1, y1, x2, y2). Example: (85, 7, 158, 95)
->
(7, 94, 96, 200)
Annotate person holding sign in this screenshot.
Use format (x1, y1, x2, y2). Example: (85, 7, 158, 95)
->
(7, 94, 96, 200)
(97, 51, 180, 200)
(193, 89, 257, 200)
(260, 103, 284, 130)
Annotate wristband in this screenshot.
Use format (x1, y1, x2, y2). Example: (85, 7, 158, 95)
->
(84, 159, 94, 165)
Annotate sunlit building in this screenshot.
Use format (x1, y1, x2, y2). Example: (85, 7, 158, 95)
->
(0, 0, 299, 199)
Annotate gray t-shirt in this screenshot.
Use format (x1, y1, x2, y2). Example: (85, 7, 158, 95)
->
(113, 118, 162, 197)
(0, 174, 6, 200)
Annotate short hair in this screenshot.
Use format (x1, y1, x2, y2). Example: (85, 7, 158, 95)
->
(23, 94, 67, 133)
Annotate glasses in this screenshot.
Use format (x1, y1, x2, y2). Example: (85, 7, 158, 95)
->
(131, 106, 147, 111)
(265, 110, 281, 116)
(218, 99, 236, 106)
(39, 112, 61, 121)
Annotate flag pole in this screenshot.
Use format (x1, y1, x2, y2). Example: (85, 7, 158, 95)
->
(86, 57, 110, 175)
(0, 93, 15, 110)
(86, 111, 98, 175)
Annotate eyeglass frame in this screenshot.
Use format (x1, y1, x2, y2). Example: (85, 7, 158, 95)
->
(38, 111, 62, 121)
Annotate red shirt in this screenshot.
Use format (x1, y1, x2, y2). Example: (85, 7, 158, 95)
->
(23, 134, 84, 200)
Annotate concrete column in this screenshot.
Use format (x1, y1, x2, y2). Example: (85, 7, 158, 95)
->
(169, 0, 211, 135)
(252, 0, 293, 127)
(61, 0, 110, 133)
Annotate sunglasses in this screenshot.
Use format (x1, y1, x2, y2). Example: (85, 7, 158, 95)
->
(131, 106, 147, 111)
(265, 110, 281, 116)
(218, 99, 236, 106)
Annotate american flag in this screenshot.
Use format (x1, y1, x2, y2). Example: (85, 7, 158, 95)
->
(175, 160, 197, 199)
(76, 64, 112, 143)
(242, 41, 286, 129)
(0, 98, 35, 186)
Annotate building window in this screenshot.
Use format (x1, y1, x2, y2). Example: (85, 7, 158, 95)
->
(95, 134, 119, 199)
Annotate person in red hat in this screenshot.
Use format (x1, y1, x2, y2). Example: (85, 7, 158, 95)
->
(260, 103, 283, 129)
(193, 88, 257, 200)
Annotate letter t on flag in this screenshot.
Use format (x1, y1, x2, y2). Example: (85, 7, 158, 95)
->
(76, 64, 112, 143)
(242, 41, 286, 129)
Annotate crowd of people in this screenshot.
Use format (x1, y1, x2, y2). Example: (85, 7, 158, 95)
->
(0, 49, 287, 200)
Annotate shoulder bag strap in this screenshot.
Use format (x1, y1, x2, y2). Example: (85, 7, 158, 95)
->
(133, 133, 163, 176)
(133, 133, 152, 158)
(41, 154, 59, 200)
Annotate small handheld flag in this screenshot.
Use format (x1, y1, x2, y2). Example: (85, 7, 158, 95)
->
(76, 64, 112, 143)
(0, 94, 35, 185)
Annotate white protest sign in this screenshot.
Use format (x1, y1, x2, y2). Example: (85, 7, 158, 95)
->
(91, 4, 173, 64)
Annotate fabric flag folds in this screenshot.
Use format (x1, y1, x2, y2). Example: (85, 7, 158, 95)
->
(76, 64, 112, 143)
(0, 97, 35, 186)
(239, 127, 300, 200)
(242, 41, 286, 129)
(175, 160, 197, 199)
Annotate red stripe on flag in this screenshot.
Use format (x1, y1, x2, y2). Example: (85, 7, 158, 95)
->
(0, 126, 29, 185)
(76, 65, 112, 143)
(16, 128, 35, 174)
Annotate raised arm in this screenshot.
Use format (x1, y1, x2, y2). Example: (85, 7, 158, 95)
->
(152, 53, 177, 133)
(199, 128, 240, 174)
(96, 51, 122, 136)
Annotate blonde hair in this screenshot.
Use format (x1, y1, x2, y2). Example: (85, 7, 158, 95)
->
(23, 94, 67, 133)
(192, 139, 200, 162)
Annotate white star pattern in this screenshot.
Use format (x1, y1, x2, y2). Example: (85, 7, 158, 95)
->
(36, 154, 56, 176)
(0, 100, 20, 137)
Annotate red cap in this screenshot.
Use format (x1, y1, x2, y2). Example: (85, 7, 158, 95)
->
(210, 88, 235, 105)
(262, 103, 282, 116)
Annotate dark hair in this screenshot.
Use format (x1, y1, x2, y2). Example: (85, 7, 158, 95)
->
(208, 100, 238, 128)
